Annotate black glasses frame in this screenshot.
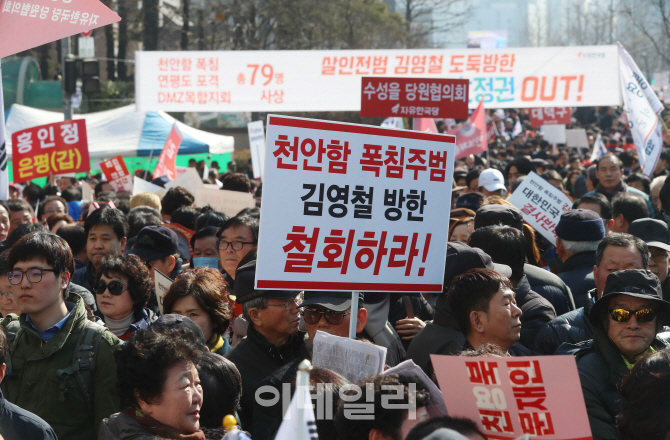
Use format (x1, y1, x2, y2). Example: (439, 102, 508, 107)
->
(302, 308, 351, 325)
(8, 268, 57, 285)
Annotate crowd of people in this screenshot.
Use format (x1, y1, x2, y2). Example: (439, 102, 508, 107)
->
(1, 105, 670, 440)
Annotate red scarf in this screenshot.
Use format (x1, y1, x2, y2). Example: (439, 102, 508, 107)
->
(123, 407, 206, 440)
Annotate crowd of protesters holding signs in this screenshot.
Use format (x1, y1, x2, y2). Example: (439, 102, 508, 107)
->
(2, 103, 670, 440)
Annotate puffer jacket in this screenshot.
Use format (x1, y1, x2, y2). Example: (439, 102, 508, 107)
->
(557, 252, 597, 309)
(99, 412, 222, 440)
(514, 274, 557, 351)
(565, 329, 670, 440)
(1, 292, 121, 440)
(535, 294, 595, 355)
(525, 263, 575, 315)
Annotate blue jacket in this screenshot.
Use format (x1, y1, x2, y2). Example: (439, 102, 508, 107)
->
(0, 389, 57, 440)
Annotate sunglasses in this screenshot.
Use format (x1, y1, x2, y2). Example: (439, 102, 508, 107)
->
(302, 308, 351, 325)
(95, 280, 128, 296)
(608, 308, 657, 323)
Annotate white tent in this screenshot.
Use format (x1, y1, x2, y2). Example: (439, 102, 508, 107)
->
(3, 104, 234, 159)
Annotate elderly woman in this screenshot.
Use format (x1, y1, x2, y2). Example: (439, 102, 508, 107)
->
(95, 255, 154, 341)
(574, 269, 670, 440)
(163, 267, 233, 355)
(99, 327, 205, 440)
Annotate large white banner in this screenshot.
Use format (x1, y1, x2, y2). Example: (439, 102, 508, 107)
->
(255, 115, 455, 292)
(135, 46, 620, 112)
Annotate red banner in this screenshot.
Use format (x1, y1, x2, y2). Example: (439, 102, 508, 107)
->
(153, 123, 182, 180)
(448, 100, 487, 159)
(12, 119, 90, 182)
(100, 155, 132, 191)
(528, 107, 571, 127)
(360, 76, 469, 119)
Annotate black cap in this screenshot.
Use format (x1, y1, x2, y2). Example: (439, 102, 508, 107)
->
(127, 225, 179, 262)
(151, 176, 170, 188)
(456, 193, 484, 211)
(443, 241, 512, 287)
(233, 259, 300, 304)
(628, 218, 670, 252)
(555, 209, 606, 242)
(152, 314, 207, 346)
(474, 204, 524, 231)
(299, 291, 364, 312)
(589, 269, 670, 326)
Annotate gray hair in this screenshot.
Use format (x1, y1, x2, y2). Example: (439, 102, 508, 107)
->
(595, 233, 649, 269)
(241, 296, 268, 321)
(560, 239, 600, 255)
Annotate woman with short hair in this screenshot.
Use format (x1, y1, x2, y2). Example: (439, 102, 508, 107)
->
(95, 255, 154, 341)
(163, 267, 233, 355)
(99, 327, 205, 439)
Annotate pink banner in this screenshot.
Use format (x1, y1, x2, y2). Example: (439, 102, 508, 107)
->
(431, 354, 592, 440)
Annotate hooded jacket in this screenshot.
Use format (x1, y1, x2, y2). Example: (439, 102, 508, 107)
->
(0, 292, 121, 440)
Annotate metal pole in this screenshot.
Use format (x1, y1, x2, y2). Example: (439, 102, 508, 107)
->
(349, 292, 359, 339)
(143, 133, 159, 180)
(61, 37, 73, 120)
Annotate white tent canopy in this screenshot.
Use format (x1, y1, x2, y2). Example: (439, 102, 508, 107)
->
(3, 104, 234, 159)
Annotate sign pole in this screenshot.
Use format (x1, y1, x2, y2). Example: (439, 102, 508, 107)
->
(61, 37, 73, 121)
(349, 291, 359, 339)
(143, 133, 159, 180)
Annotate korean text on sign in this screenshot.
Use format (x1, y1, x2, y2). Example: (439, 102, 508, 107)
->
(528, 107, 572, 127)
(506, 172, 573, 246)
(360, 77, 469, 119)
(256, 115, 456, 292)
(100, 155, 132, 192)
(12, 119, 90, 182)
(431, 354, 593, 440)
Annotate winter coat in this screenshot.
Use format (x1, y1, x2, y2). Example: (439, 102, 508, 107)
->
(566, 329, 670, 440)
(535, 295, 595, 355)
(557, 252, 597, 309)
(99, 412, 221, 440)
(224, 324, 308, 435)
(584, 183, 654, 215)
(388, 293, 434, 350)
(0, 388, 57, 440)
(406, 318, 465, 378)
(524, 263, 575, 315)
(95, 307, 157, 341)
(72, 262, 96, 293)
(514, 274, 557, 351)
(1, 292, 122, 440)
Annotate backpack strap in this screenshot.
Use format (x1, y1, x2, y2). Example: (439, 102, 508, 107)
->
(4, 319, 23, 381)
(55, 320, 106, 406)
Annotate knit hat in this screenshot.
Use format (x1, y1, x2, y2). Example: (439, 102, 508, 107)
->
(555, 209, 606, 242)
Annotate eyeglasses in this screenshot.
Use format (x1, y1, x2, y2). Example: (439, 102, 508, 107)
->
(267, 294, 303, 311)
(95, 280, 128, 296)
(302, 308, 351, 325)
(0, 290, 11, 298)
(8, 268, 57, 285)
(609, 308, 657, 323)
(218, 240, 255, 251)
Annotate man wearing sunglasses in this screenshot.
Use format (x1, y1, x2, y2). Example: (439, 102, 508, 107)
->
(299, 291, 368, 343)
(573, 269, 670, 440)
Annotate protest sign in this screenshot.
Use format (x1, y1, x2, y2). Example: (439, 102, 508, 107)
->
(100, 156, 133, 192)
(360, 77, 469, 119)
(154, 269, 173, 315)
(431, 354, 592, 440)
(195, 187, 255, 218)
(248, 120, 266, 179)
(81, 181, 93, 201)
(528, 107, 571, 127)
(448, 100, 487, 160)
(507, 172, 573, 246)
(312, 331, 386, 384)
(256, 115, 455, 292)
(540, 125, 566, 145)
(153, 123, 182, 180)
(0, 0, 120, 58)
(133, 176, 164, 195)
(566, 129, 589, 148)
(383, 359, 447, 418)
(12, 119, 90, 182)
(135, 45, 620, 112)
(164, 167, 205, 195)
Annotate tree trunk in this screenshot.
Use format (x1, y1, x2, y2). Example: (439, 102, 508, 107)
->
(181, 0, 190, 50)
(117, 0, 128, 80)
(143, 0, 160, 50)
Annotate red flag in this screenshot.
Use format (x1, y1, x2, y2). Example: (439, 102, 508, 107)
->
(448, 100, 487, 160)
(413, 118, 438, 133)
(0, 0, 120, 58)
(153, 123, 182, 180)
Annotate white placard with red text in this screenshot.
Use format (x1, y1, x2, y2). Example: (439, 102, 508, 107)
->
(255, 115, 455, 292)
(431, 355, 593, 440)
(507, 172, 573, 246)
(135, 46, 620, 112)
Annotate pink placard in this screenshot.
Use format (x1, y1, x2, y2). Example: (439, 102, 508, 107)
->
(431, 354, 593, 440)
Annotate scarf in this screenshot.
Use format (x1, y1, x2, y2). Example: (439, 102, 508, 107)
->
(123, 407, 206, 440)
(206, 333, 225, 353)
(595, 180, 625, 201)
